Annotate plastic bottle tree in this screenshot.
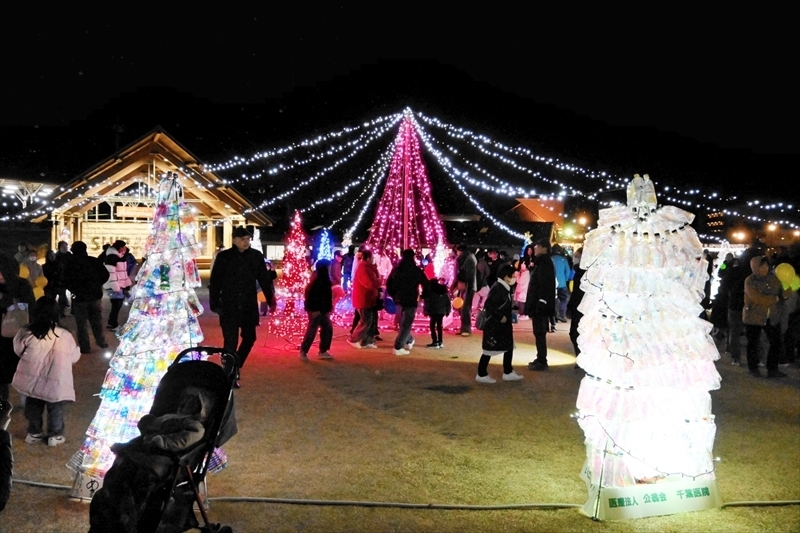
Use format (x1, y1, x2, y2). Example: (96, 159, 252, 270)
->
(267, 210, 310, 342)
(574, 174, 721, 519)
(68, 172, 204, 479)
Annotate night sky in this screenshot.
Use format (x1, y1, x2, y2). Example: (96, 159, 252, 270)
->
(2, 6, 798, 223)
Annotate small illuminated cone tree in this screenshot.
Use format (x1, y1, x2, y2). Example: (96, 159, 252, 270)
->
(316, 228, 334, 262)
(575, 174, 722, 520)
(267, 210, 310, 342)
(68, 173, 204, 480)
(365, 112, 448, 266)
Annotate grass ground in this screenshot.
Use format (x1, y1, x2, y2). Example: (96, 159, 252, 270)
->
(2, 286, 798, 532)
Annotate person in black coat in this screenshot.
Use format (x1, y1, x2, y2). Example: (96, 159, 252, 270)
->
(423, 278, 451, 348)
(209, 227, 275, 387)
(299, 259, 334, 361)
(476, 263, 523, 383)
(386, 249, 429, 355)
(64, 241, 110, 354)
(524, 238, 556, 371)
(0, 254, 35, 404)
(53, 241, 73, 315)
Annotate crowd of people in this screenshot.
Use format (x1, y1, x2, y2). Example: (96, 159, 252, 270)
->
(0, 238, 142, 450)
(262, 235, 799, 386)
(706, 244, 799, 378)
(239, 237, 587, 384)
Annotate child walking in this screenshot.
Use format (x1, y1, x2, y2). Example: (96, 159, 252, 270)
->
(423, 278, 451, 349)
(12, 296, 81, 446)
(299, 259, 334, 361)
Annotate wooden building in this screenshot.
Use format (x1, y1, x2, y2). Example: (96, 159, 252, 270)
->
(23, 127, 272, 264)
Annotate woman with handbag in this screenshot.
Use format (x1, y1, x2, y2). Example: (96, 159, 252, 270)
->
(0, 254, 35, 405)
(476, 263, 524, 383)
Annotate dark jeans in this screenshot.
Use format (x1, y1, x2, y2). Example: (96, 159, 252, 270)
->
(429, 314, 444, 344)
(460, 288, 475, 334)
(556, 287, 569, 320)
(348, 308, 376, 346)
(220, 318, 257, 368)
(745, 323, 781, 371)
(25, 397, 65, 436)
(478, 349, 514, 376)
(350, 309, 379, 337)
(532, 316, 549, 364)
(72, 298, 106, 352)
(569, 310, 583, 356)
(785, 310, 800, 362)
(395, 306, 417, 349)
(300, 312, 333, 354)
(56, 286, 70, 313)
(727, 308, 744, 361)
(107, 298, 124, 328)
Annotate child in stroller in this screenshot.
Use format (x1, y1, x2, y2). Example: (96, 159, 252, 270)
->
(137, 386, 214, 453)
(90, 348, 237, 533)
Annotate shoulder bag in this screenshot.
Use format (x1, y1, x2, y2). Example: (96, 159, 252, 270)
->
(475, 308, 489, 330)
(2, 301, 29, 338)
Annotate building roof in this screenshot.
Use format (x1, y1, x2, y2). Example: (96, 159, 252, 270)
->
(20, 127, 272, 227)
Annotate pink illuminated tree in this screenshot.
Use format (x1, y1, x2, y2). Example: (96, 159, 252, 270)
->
(268, 210, 310, 342)
(365, 112, 449, 270)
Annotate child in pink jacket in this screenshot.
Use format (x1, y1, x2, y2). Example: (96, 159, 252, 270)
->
(12, 297, 80, 447)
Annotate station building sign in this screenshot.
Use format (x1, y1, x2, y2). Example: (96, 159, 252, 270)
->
(80, 221, 154, 259)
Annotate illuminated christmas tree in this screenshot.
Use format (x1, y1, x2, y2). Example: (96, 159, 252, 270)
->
(365, 112, 448, 260)
(68, 173, 204, 480)
(316, 228, 334, 262)
(267, 210, 310, 342)
(574, 174, 722, 520)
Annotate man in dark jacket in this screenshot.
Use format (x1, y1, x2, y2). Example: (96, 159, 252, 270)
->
(53, 240, 73, 315)
(525, 238, 556, 371)
(386, 249, 429, 356)
(65, 241, 110, 354)
(209, 227, 275, 388)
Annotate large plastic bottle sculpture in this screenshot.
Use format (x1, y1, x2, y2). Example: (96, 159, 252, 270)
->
(68, 173, 204, 482)
(575, 174, 722, 520)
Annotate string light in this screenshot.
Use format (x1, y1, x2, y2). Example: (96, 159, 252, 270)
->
(205, 113, 402, 172)
(243, 117, 399, 213)
(411, 114, 525, 239)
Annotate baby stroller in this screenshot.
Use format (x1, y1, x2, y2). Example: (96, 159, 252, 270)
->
(89, 347, 239, 533)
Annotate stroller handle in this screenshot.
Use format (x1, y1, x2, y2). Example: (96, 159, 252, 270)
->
(172, 346, 239, 378)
